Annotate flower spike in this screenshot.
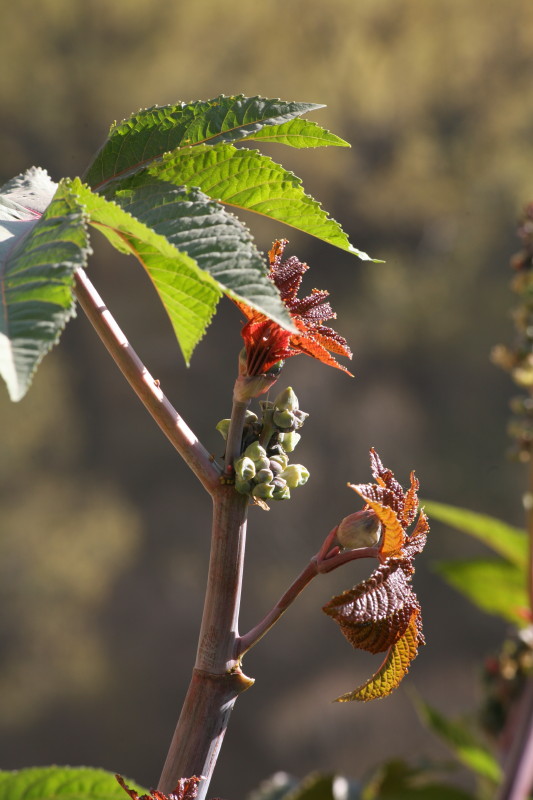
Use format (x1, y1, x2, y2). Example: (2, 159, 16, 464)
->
(234, 240, 352, 398)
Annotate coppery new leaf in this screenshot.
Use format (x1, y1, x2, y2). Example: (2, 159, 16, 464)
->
(116, 775, 202, 800)
(323, 449, 428, 701)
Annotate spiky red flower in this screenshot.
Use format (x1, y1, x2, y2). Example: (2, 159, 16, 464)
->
(236, 240, 353, 378)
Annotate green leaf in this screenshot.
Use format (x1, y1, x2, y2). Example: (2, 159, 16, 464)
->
(0, 169, 91, 402)
(423, 500, 527, 567)
(130, 144, 372, 259)
(435, 559, 528, 625)
(85, 95, 327, 188)
(241, 118, 350, 148)
(414, 700, 502, 784)
(0, 766, 146, 800)
(71, 179, 293, 363)
(108, 174, 293, 329)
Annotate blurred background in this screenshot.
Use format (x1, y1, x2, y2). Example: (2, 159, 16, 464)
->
(1, 1, 532, 796)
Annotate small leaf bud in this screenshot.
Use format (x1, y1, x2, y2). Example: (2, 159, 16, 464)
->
(235, 456, 256, 481)
(252, 482, 275, 500)
(268, 459, 284, 476)
(278, 431, 301, 453)
(273, 386, 299, 412)
(336, 510, 382, 550)
(255, 468, 274, 484)
(235, 477, 252, 495)
(244, 441, 267, 462)
(292, 409, 309, 427)
(215, 419, 231, 440)
(273, 484, 291, 501)
(270, 453, 289, 471)
(281, 464, 310, 489)
(273, 409, 295, 429)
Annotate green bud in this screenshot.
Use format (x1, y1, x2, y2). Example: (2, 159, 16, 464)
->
(244, 410, 259, 424)
(244, 441, 267, 463)
(273, 409, 295, 429)
(336, 510, 382, 550)
(215, 419, 231, 440)
(281, 464, 310, 489)
(270, 452, 289, 470)
(234, 456, 256, 481)
(292, 409, 309, 427)
(278, 432, 301, 453)
(273, 386, 299, 412)
(252, 482, 275, 500)
(273, 484, 291, 500)
(255, 456, 271, 471)
(235, 477, 252, 495)
(255, 468, 274, 484)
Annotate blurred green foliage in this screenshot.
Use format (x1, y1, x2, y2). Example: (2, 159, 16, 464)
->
(2, 1, 533, 797)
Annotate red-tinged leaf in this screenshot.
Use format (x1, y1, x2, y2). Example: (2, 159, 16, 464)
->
(325, 449, 428, 701)
(323, 562, 419, 653)
(350, 489, 406, 557)
(402, 471, 420, 527)
(116, 775, 202, 800)
(335, 612, 422, 702)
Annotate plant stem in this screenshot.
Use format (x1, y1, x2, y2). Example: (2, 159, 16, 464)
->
(237, 543, 379, 658)
(498, 457, 533, 800)
(158, 402, 252, 799)
(497, 678, 533, 800)
(224, 396, 249, 473)
(73, 268, 221, 495)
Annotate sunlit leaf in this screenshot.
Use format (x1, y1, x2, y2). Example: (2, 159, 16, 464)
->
(119, 144, 371, 259)
(423, 500, 526, 568)
(0, 766, 146, 800)
(323, 561, 419, 653)
(241, 118, 350, 148)
(70, 179, 293, 364)
(0, 170, 90, 401)
(415, 699, 502, 783)
(85, 95, 329, 188)
(336, 613, 421, 701)
(435, 559, 528, 626)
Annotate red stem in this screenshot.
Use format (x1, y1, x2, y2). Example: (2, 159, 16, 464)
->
(73, 268, 221, 495)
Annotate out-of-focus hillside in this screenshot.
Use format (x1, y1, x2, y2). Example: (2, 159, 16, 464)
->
(1, 2, 532, 797)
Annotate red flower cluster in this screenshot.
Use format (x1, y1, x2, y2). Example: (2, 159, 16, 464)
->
(236, 239, 353, 379)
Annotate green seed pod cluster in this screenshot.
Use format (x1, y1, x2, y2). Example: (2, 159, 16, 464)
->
(216, 410, 262, 453)
(233, 441, 309, 501)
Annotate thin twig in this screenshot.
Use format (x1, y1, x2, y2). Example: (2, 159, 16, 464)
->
(236, 543, 379, 658)
(73, 268, 221, 495)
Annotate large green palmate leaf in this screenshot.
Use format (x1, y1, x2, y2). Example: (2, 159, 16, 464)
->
(423, 500, 527, 568)
(0, 169, 91, 401)
(71, 179, 293, 362)
(85, 95, 348, 189)
(0, 766, 146, 800)
(435, 558, 528, 626)
(107, 144, 369, 258)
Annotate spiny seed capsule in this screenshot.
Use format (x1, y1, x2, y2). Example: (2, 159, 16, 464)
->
(336, 510, 382, 550)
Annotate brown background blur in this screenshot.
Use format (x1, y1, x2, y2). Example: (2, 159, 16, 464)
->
(0, 2, 531, 797)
